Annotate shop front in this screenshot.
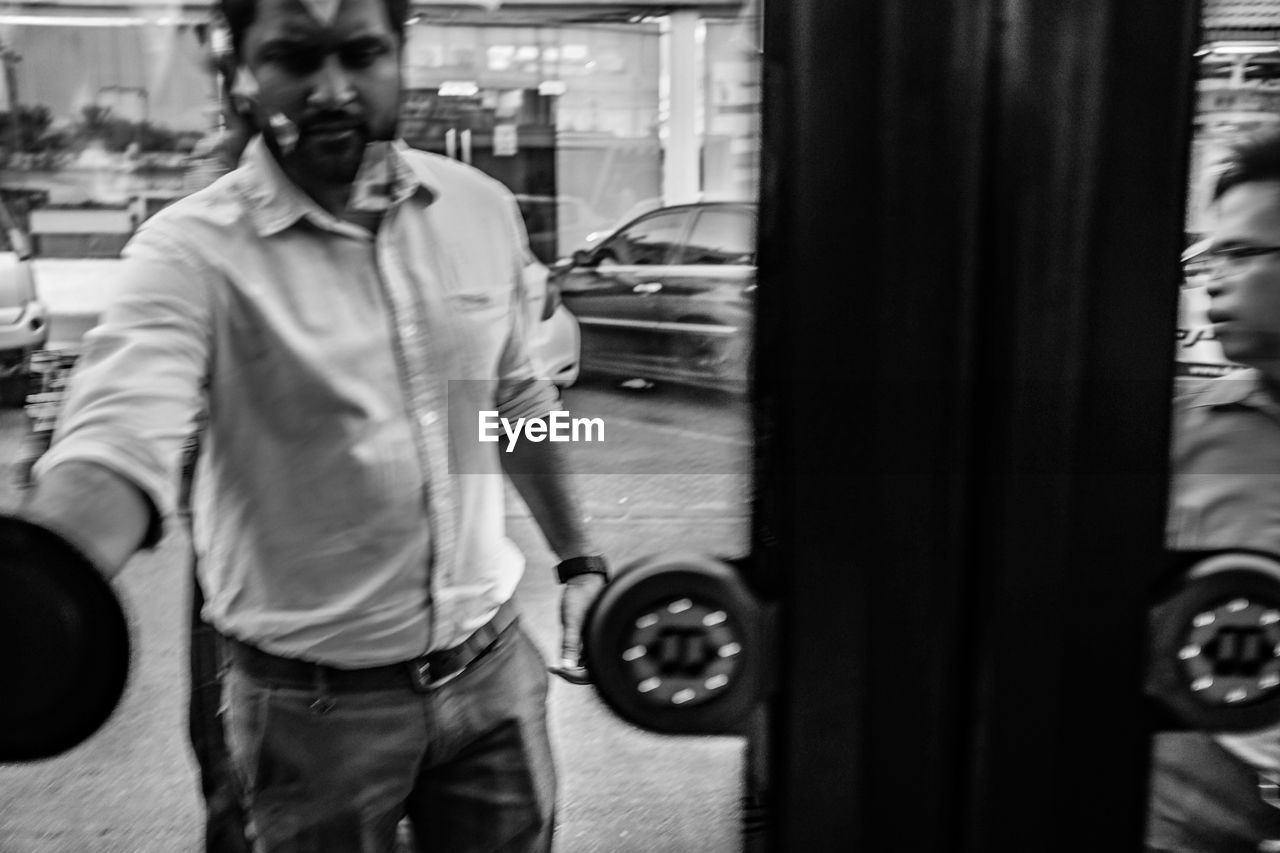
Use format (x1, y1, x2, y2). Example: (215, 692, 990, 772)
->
(0, 1, 754, 260)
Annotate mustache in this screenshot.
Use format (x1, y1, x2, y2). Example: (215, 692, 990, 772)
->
(298, 112, 365, 133)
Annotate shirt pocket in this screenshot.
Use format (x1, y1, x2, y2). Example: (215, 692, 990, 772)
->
(448, 290, 502, 313)
(445, 288, 510, 378)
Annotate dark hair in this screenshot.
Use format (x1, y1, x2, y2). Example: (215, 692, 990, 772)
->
(218, 0, 411, 56)
(1213, 126, 1280, 201)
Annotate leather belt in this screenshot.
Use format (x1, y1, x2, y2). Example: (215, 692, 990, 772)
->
(227, 600, 519, 693)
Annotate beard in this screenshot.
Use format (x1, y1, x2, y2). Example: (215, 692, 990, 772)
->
(259, 103, 399, 191)
(271, 113, 397, 186)
(292, 123, 370, 184)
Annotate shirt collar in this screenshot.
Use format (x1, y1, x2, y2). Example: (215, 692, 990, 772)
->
(1193, 367, 1273, 409)
(233, 136, 438, 237)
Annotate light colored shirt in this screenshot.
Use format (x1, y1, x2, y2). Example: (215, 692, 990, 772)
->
(36, 137, 559, 666)
(1168, 368, 1280, 770)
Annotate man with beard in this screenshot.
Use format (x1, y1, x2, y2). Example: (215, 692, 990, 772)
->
(16, 0, 607, 850)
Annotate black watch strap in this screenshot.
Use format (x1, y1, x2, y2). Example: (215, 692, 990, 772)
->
(556, 554, 609, 584)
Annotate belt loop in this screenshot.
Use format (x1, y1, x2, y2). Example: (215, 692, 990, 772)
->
(214, 632, 233, 680)
(309, 666, 335, 716)
(1262, 772, 1280, 810)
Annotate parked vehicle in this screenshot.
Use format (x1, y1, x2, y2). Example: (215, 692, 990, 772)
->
(521, 260, 580, 388)
(514, 194, 612, 264)
(0, 196, 49, 404)
(550, 201, 756, 391)
(580, 196, 661, 249)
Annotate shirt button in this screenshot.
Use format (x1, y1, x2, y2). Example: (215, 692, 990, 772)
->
(401, 323, 418, 338)
(420, 411, 439, 427)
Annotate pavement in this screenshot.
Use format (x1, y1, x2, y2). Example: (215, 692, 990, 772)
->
(0, 259, 753, 852)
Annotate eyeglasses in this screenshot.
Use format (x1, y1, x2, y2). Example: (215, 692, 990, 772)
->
(1202, 244, 1280, 272)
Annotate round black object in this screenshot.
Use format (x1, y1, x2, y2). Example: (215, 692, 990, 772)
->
(1149, 557, 1280, 733)
(0, 515, 130, 761)
(583, 552, 764, 735)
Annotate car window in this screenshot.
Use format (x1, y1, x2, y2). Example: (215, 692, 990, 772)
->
(678, 207, 756, 265)
(597, 211, 688, 265)
(517, 199, 552, 236)
(558, 199, 580, 226)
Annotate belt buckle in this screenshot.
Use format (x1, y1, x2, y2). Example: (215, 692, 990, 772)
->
(409, 657, 433, 693)
(408, 654, 466, 692)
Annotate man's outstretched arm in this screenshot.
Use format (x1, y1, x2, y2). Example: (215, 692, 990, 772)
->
(18, 461, 154, 578)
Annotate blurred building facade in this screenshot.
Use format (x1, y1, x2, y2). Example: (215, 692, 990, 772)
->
(0, 0, 759, 260)
(1190, 0, 1280, 235)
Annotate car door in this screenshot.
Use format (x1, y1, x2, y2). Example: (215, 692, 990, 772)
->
(556, 207, 693, 379)
(653, 203, 757, 388)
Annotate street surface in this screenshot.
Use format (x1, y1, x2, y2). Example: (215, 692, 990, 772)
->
(0, 356, 754, 851)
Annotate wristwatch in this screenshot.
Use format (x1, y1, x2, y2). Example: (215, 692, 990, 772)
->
(556, 554, 610, 584)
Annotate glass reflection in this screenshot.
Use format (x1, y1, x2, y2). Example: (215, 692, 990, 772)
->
(1153, 2, 1280, 849)
(0, 2, 760, 850)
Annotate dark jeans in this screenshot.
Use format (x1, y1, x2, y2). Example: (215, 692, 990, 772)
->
(1147, 731, 1280, 852)
(189, 565, 252, 853)
(184, 432, 258, 852)
(223, 621, 556, 853)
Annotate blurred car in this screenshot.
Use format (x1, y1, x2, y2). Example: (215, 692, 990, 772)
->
(550, 201, 756, 391)
(581, 196, 663, 248)
(522, 260, 580, 388)
(0, 195, 49, 404)
(514, 194, 612, 264)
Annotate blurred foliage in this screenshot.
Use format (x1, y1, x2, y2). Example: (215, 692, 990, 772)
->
(71, 104, 201, 154)
(0, 104, 56, 151)
(0, 103, 202, 162)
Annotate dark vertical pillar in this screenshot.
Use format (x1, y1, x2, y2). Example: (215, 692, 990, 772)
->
(753, 1, 1200, 848)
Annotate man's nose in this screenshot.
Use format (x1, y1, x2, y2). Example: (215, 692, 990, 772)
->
(308, 55, 356, 108)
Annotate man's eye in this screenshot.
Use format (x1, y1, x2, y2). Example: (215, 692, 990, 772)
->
(262, 49, 323, 74)
(341, 44, 388, 67)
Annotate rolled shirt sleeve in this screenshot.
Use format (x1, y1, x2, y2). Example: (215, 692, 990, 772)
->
(495, 375, 560, 424)
(494, 193, 559, 423)
(34, 227, 212, 543)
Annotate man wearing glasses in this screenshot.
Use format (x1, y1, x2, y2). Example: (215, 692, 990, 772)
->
(1149, 127, 1280, 851)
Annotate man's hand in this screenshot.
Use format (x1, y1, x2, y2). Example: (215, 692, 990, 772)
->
(549, 572, 607, 685)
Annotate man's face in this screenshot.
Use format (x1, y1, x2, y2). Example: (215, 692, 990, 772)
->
(240, 0, 401, 184)
(1206, 180, 1280, 368)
